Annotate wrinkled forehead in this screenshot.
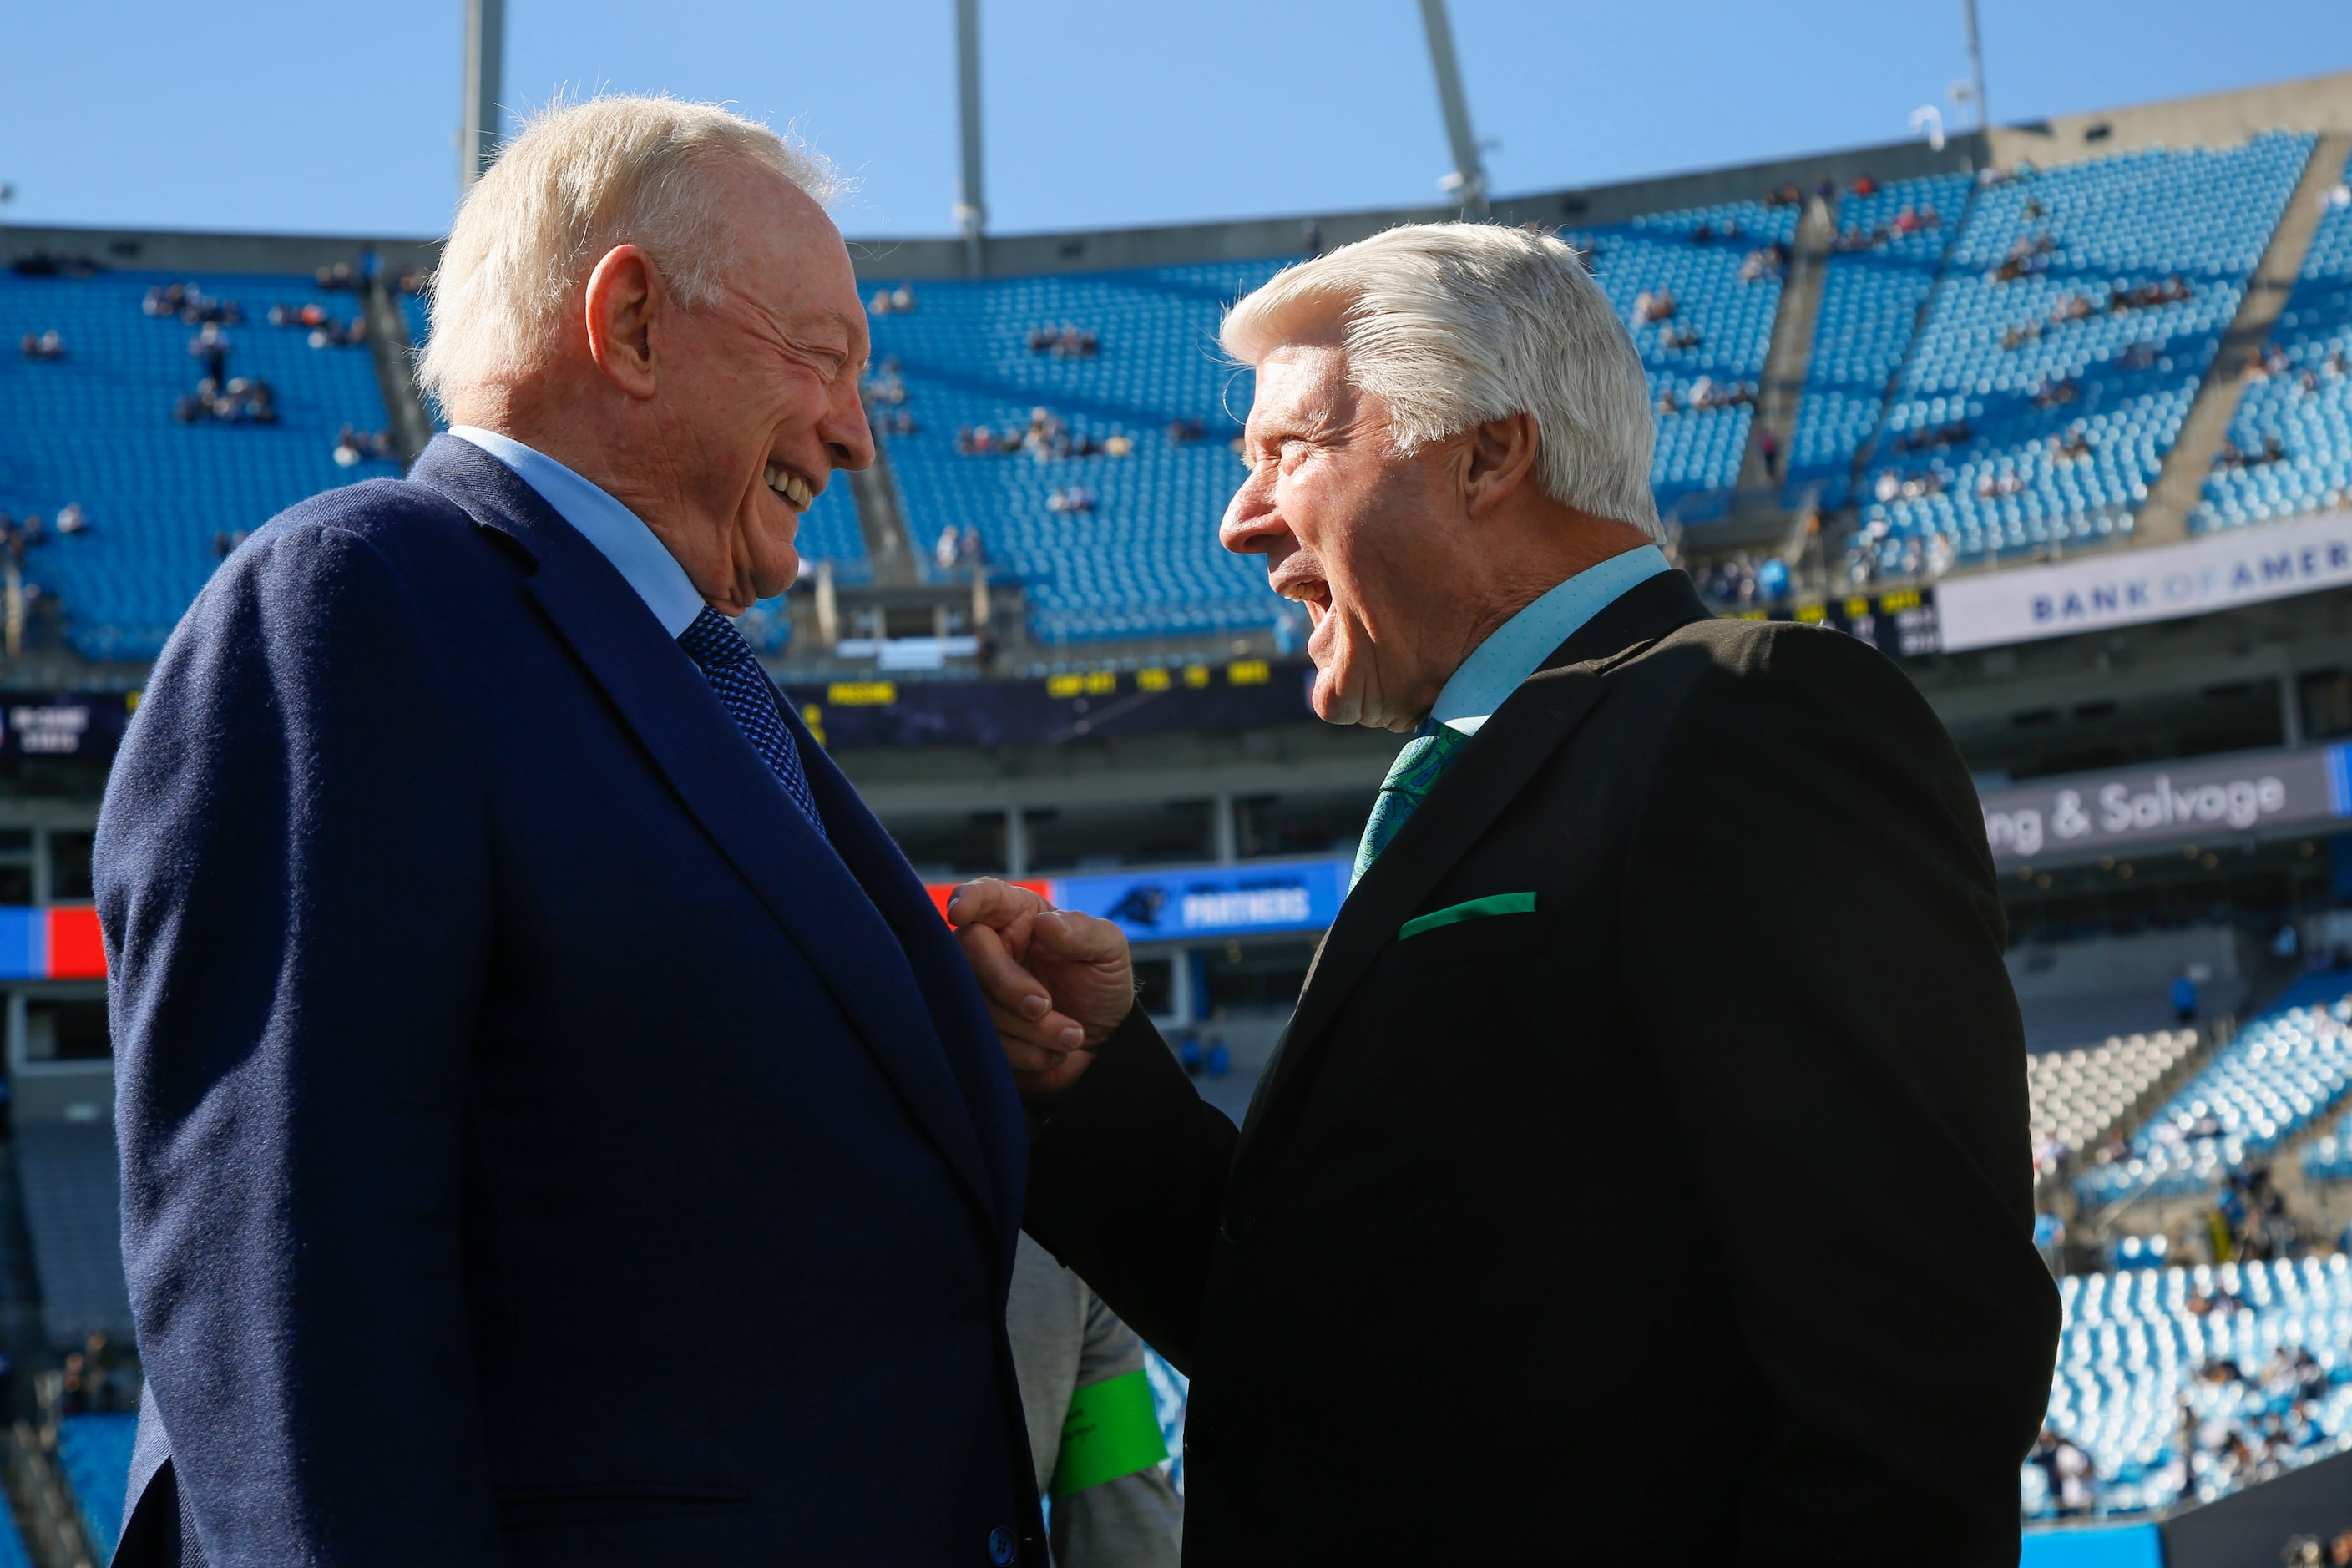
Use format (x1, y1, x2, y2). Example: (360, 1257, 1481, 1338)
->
(724, 164, 867, 341)
(1247, 336, 1358, 431)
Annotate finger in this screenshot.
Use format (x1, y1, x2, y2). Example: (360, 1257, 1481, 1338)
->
(956, 923, 1054, 1022)
(984, 997, 1090, 1055)
(1029, 909, 1130, 969)
(945, 876, 1051, 931)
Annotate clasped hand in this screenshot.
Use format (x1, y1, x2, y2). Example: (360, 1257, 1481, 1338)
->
(947, 878, 1135, 1098)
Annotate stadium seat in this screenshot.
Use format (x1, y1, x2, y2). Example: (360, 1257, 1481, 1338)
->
(1783, 173, 1975, 512)
(57, 1412, 136, 1560)
(1852, 134, 2316, 577)
(2193, 144, 2352, 532)
(2031, 1254, 2352, 1517)
(2028, 1029, 2198, 1176)
(0, 268, 402, 660)
(2076, 992, 2352, 1206)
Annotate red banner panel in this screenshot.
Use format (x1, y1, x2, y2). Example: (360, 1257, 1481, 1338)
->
(925, 880, 1053, 923)
(46, 906, 107, 979)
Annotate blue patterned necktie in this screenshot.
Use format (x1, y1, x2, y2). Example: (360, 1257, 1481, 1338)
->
(677, 605, 827, 842)
(1350, 719, 1469, 889)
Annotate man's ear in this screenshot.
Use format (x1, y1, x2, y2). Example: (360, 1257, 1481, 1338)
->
(1462, 411, 1541, 516)
(582, 245, 663, 399)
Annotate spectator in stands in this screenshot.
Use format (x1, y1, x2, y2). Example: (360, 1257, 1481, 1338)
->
(936, 524, 961, 574)
(2173, 966, 2200, 1024)
(53, 503, 86, 536)
(1006, 1237, 1181, 1567)
(188, 321, 230, 386)
(1632, 286, 1677, 325)
(18, 329, 63, 359)
(100, 94, 1043, 1568)
(952, 220, 2057, 1567)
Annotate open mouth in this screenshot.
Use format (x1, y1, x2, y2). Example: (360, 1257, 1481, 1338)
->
(763, 463, 817, 511)
(1277, 576, 1332, 628)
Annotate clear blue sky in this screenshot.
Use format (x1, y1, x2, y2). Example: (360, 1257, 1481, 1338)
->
(4, 1, 2344, 241)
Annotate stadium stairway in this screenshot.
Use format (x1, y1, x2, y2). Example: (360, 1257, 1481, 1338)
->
(847, 432, 920, 589)
(362, 279, 433, 467)
(2136, 132, 2352, 544)
(1727, 195, 1834, 529)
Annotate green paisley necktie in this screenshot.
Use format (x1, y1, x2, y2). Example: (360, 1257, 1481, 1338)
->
(1350, 719, 1469, 890)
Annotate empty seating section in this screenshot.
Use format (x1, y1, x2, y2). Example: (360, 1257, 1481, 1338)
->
(854, 262, 1287, 642)
(0, 269, 400, 660)
(397, 293, 872, 583)
(2076, 994, 2352, 1206)
(2032, 1257, 2352, 1515)
(2196, 148, 2352, 531)
(1858, 134, 2315, 575)
(1783, 174, 1975, 511)
(2029, 1030, 2198, 1172)
(2304, 1110, 2352, 1181)
(58, 1414, 135, 1560)
(14, 1123, 135, 1347)
(1565, 200, 1799, 522)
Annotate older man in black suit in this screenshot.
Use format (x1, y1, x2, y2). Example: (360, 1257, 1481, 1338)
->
(951, 222, 2059, 1565)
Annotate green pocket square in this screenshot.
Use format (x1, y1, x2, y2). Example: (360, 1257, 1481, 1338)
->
(1399, 891, 1538, 940)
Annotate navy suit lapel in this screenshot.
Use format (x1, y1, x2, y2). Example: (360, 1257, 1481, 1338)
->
(405, 438, 999, 1226)
(792, 722, 1028, 1245)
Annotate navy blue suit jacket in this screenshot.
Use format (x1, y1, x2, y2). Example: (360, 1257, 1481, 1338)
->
(95, 437, 1042, 1565)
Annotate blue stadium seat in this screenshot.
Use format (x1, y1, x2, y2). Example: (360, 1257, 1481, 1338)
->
(2194, 144, 2352, 531)
(1854, 134, 2316, 577)
(58, 1412, 137, 1560)
(2031, 1255, 2352, 1517)
(0, 268, 400, 659)
(1564, 198, 1802, 524)
(2076, 990, 2352, 1206)
(1783, 173, 1975, 511)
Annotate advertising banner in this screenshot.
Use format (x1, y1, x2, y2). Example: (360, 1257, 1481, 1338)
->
(1048, 858, 1348, 944)
(1935, 508, 2352, 653)
(0, 695, 133, 763)
(1977, 744, 2352, 864)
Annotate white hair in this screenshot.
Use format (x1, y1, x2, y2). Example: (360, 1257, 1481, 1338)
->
(1221, 222, 1661, 538)
(417, 94, 840, 408)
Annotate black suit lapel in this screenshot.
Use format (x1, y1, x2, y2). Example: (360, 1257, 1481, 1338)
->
(1233, 569, 1712, 1172)
(404, 437, 999, 1226)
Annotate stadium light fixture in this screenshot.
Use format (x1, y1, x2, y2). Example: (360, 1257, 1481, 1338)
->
(461, 0, 506, 190)
(954, 0, 987, 277)
(1418, 0, 1489, 218)
(1962, 0, 1990, 133)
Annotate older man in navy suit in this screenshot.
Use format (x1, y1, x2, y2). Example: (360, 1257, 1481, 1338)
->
(95, 97, 1040, 1566)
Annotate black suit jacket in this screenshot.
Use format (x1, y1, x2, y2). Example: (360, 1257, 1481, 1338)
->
(1025, 570, 2061, 1566)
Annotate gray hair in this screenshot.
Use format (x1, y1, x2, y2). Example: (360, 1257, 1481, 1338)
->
(1221, 222, 1660, 538)
(417, 94, 840, 409)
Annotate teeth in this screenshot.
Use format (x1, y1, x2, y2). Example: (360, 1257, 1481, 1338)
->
(763, 465, 813, 509)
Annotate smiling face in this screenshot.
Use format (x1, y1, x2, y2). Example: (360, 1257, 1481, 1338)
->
(1221, 334, 1486, 731)
(640, 162, 873, 610)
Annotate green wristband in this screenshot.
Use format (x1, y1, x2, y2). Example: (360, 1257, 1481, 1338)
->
(1048, 1369, 1168, 1497)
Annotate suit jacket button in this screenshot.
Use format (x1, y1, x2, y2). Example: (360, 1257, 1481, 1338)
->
(1221, 1209, 1254, 1244)
(988, 1525, 1017, 1564)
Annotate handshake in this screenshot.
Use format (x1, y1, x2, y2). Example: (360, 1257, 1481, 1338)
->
(946, 878, 1136, 1097)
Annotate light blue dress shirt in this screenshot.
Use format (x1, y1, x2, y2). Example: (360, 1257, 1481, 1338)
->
(1429, 544, 1670, 736)
(449, 425, 708, 637)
